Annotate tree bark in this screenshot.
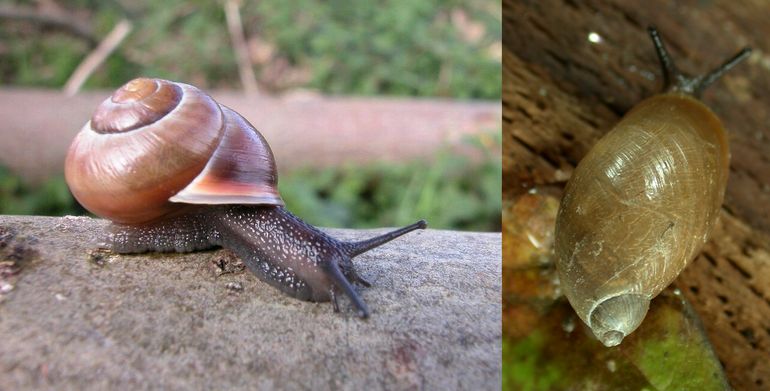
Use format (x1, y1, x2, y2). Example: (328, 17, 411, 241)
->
(504, 1, 770, 388)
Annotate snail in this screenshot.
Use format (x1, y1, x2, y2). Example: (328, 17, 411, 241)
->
(64, 77, 427, 318)
(554, 27, 751, 347)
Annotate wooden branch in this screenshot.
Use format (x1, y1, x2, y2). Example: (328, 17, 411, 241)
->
(224, 0, 259, 95)
(63, 19, 133, 96)
(0, 89, 500, 184)
(0, 5, 97, 46)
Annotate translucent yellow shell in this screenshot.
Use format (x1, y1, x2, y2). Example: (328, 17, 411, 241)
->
(554, 93, 729, 346)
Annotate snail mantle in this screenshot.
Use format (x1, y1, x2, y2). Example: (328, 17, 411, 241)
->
(0, 215, 501, 390)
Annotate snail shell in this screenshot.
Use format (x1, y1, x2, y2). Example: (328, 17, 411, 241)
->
(555, 94, 728, 346)
(64, 78, 283, 224)
(554, 27, 750, 347)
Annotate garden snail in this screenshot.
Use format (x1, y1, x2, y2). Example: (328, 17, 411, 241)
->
(64, 77, 427, 318)
(554, 27, 751, 347)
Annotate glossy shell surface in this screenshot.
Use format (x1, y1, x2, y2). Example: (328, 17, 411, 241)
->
(554, 93, 729, 346)
(65, 78, 283, 224)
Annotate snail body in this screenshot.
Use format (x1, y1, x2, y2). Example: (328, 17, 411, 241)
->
(554, 28, 750, 346)
(65, 78, 426, 317)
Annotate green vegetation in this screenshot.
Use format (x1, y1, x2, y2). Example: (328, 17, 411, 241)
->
(0, 133, 500, 231)
(0, 1, 500, 231)
(0, 166, 79, 216)
(502, 333, 565, 391)
(280, 133, 501, 231)
(1, 0, 501, 99)
(254, 0, 500, 98)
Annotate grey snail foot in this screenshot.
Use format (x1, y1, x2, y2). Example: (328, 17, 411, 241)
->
(101, 204, 426, 318)
(104, 207, 218, 254)
(217, 205, 426, 318)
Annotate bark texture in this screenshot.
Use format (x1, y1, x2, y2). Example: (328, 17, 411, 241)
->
(504, 1, 770, 389)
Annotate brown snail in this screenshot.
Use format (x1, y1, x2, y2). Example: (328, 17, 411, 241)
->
(554, 27, 751, 346)
(65, 77, 427, 318)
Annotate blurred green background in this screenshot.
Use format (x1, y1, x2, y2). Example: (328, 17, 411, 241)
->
(0, 0, 501, 231)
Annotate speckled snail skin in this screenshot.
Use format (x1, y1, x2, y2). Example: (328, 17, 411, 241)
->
(554, 27, 751, 347)
(64, 77, 427, 318)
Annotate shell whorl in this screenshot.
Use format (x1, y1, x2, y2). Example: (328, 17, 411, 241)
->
(91, 78, 183, 134)
(65, 78, 284, 224)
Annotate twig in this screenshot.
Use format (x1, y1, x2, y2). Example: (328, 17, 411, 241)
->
(224, 0, 259, 95)
(0, 5, 97, 46)
(63, 19, 133, 96)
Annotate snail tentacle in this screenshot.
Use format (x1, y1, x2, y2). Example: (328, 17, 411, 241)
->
(697, 47, 752, 95)
(325, 260, 370, 318)
(343, 220, 428, 257)
(330, 289, 341, 313)
(349, 272, 372, 287)
(648, 26, 677, 89)
(648, 26, 751, 96)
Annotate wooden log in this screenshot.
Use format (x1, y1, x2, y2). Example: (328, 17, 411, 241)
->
(0, 215, 501, 390)
(0, 90, 500, 184)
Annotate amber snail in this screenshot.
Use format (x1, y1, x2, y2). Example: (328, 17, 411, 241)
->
(64, 77, 427, 318)
(554, 27, 751, 347)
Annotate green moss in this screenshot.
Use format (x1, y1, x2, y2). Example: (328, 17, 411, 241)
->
(503, 332, 566, 391)
(0, 166, 80, 216)
(634, 305, 728, 390)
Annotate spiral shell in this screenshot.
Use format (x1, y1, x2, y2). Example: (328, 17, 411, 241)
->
(65, 78, 283, 224)
(554, 93, 729, 346)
